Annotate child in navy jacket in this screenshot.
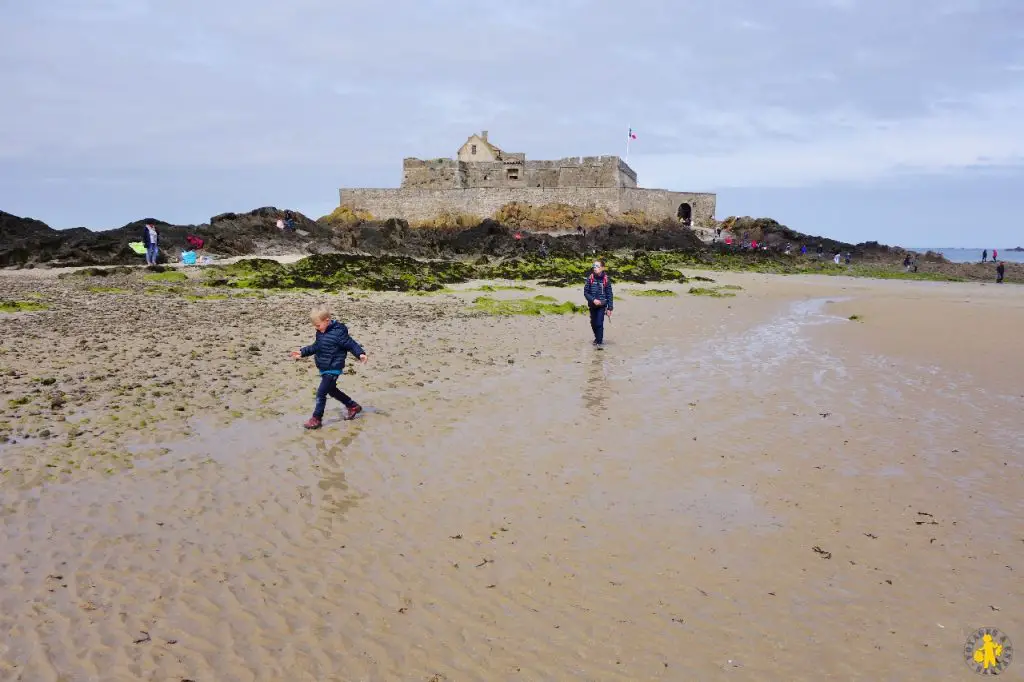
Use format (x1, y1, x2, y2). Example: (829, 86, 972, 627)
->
(291, 307, 368, 429)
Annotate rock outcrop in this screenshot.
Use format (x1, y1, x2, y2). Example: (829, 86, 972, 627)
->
(0, 208, 335, 268)
(1, 208, 707, 268)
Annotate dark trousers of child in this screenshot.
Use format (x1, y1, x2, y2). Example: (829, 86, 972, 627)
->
(314, 374, 355, 419)
(589, 305, 606, 344)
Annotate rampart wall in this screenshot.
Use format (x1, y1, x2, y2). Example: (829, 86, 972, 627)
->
(339, 187, 716, 225)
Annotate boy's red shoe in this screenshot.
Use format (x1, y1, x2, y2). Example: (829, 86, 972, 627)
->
(303, 417, 322, 430)
(344, 403, 362, 420)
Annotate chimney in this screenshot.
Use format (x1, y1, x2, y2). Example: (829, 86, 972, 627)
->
(481, 130, 488, 142)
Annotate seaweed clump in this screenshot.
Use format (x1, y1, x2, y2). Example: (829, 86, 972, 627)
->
(629, 288, 677, 297)
(206, 254, 477, 292)
(0, 300, 50, 313)
(484, 252, 689, 287)
(472, 295, 586, 316)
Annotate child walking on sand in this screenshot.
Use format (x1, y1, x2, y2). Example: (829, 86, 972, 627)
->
(290, 307, 368, 429)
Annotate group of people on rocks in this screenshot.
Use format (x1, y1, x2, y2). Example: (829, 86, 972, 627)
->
(981, 250, 1007, 282)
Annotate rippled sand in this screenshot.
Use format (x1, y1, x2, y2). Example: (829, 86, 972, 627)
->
(1, 270, 1022, 680)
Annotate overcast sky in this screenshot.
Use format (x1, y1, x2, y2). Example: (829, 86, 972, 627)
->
(1, 0, 1022, 247)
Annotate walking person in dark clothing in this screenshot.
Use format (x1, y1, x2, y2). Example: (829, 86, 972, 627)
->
(583, 259, 614, 346)
(291, 307, 368, 429)
(996, 261, 1005, 283)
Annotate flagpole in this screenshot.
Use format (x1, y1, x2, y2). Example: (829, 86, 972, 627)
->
(625, 125, 631, 163)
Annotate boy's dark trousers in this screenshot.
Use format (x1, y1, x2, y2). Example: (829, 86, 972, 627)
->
(314, 374, 354, 419)
(589, 305, 606, 344)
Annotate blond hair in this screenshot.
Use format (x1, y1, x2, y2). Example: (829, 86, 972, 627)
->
(310, 307, 331, 322)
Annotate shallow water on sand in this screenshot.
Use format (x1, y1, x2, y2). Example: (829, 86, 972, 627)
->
(1, 292, 1022, 680)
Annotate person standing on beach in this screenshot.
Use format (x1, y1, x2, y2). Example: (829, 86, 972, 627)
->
(291, 307, 368, 429)
(982, 249, 988, 262)
(142, 223, 159, 265)
(584, 259, 614, 346)
(996, 261, 1005, 283)
(993, 249, 998, 261)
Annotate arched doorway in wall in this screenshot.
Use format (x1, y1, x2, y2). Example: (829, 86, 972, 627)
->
(677, 203, 692, 225)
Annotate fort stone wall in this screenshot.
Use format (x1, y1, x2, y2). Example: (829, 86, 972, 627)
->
(620, 189, 716, 225)
(341, 188, 624, 222)
(339, 187, 715, 224)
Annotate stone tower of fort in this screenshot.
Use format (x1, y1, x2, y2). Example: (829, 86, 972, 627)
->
(339, 131, 716, 225)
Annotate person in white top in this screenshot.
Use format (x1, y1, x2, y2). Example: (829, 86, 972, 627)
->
(142, 223, 160, 265)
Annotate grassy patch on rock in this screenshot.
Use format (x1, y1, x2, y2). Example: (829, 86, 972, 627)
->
(0, 300, 50, 313)
(472, 295, 586, 316)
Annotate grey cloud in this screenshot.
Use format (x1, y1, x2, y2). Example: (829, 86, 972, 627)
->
(0, 0, 1022, 241)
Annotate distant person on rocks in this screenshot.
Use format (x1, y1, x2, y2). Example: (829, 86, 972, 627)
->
(833, 252, 841, 264)
(538, 242, 548, 258)
(286, 217, 296, 231)
(291, 307, 368, 430)
(993, 249, 998, 261)
(800, 244, 807, 255)
(276, 218, 285, 230)
(816, 244, 823, 258)
(844, 252, 851, 265)
(996, 261, 1005, 283)
(142, 223, 160, 265)
(903, 254, 912, 271)
(584, 259, 614, 347)
(982, 249, 988, 262)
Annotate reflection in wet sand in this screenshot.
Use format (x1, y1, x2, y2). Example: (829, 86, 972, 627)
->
(582, 351, 610, 410)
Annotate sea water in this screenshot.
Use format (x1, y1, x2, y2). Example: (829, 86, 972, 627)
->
(909, 247, 1024, 264)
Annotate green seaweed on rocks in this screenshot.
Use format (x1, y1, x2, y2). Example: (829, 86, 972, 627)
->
(0, 300, 50, 313)
(144, 271, 188, 283)
(629, 289, 677, 297)
(484, 252, 689, 286)
(59, 266, 134, 279)
(472, 295, 587, 316)
(688, 287, 736, 298)
(207, 254, 476, 292)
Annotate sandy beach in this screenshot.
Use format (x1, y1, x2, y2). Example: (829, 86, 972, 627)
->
(1, 266, 1022, 680)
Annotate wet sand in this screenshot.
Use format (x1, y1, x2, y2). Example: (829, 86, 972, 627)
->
(1, 269, 1022, 680)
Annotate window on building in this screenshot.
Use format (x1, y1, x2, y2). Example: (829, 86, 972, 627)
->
(506, 168, 519, 181)
(471, 144, 477, 155)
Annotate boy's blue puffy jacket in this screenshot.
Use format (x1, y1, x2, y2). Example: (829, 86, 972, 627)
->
(583, 272, 614, 310)
(300, 320, 365, 374)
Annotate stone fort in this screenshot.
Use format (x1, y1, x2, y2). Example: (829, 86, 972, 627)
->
(339, 131, 716, 225)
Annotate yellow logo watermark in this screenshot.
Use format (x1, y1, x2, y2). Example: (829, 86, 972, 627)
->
(964, 628, 1013, 675)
